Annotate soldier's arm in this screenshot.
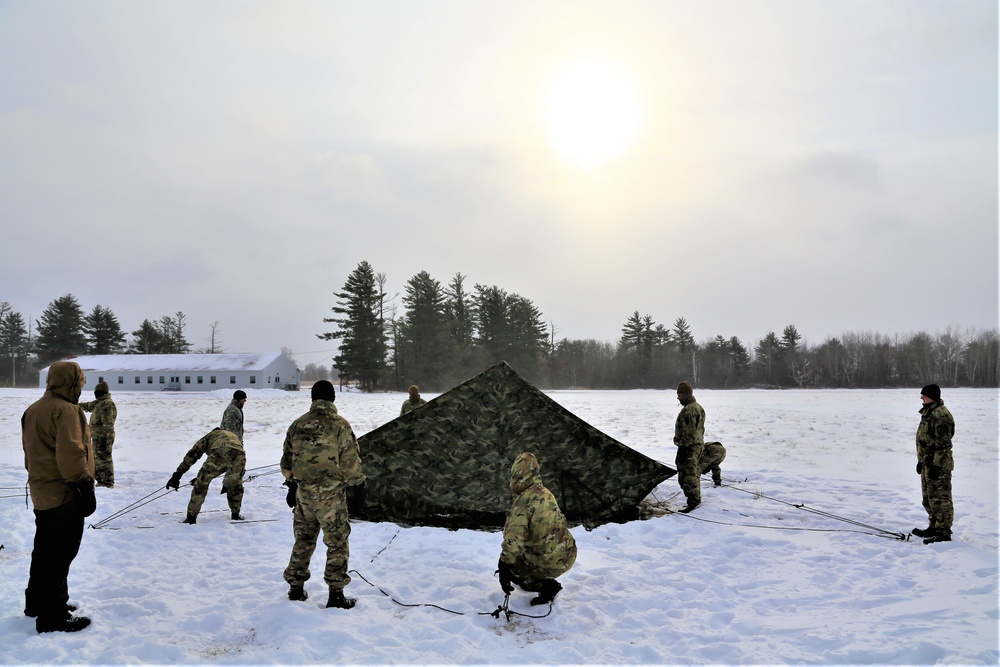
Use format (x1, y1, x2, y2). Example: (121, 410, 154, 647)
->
(176, 434, 209, 476)
(339, 426, 365, 486)
(79, 400, 96, 413)
(500, 496, 530, 564)
(279, 426, 295, 481)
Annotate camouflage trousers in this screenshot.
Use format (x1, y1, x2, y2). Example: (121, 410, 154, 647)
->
(675, 443, 704, 505)
(920, 463, 953, 531)
(283, 484, 352, 590)
(187, 449, 245, 518)
(699, 442, 727, 486)
(93, 434, 115, 487)
(509, 560, 553, 592)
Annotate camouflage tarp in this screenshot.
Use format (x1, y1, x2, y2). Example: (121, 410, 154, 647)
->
(351, 362, 675, 531)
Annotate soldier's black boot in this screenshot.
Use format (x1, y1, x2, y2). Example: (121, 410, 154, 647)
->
(36, 613, 91, 634)
(924, 529, 952, 544)
(679, 500, 700, 514)
(530, 580, 562, 606)
(712, 472, 722, 487)
(326, 589, 356, 609)
(288, 586, 308, 601)
(231, 512, 244, 521)
(182, 513, 197, 524)
(911, 526, 934, 538)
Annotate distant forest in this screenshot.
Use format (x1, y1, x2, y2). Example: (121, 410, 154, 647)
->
(3, 267, 998, 391)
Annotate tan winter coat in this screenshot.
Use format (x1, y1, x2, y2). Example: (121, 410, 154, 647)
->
(22, 361, 94, 510)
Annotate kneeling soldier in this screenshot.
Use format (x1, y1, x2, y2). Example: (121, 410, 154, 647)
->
(497, 452, 577, 606)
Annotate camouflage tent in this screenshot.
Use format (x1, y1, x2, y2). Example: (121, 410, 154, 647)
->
(351, 362, 675, 531)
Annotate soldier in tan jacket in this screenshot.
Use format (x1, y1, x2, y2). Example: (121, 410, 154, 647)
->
(22, 360, 95, 633)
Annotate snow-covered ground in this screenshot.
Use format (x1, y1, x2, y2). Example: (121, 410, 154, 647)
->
(0, 386, 996, 664)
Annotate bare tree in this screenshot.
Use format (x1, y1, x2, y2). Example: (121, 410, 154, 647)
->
(205, 322, 224, 353)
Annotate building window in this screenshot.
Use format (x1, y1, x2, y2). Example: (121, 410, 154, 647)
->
(147, 376, 153, 384)
(98, 376, 104, 383)
(185, 376, 191, 384)
(135, 376, 140, 384)
(118, 377, 124, 384)
(210, 376, 216, 384)
(230, 376, 236, 384)
(250, 376, 256, 384)
(159, 376, 165, 384)
(197, 376, 204, 384)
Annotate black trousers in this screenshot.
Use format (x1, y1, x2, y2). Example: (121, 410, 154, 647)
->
(25, 501, 84, 619)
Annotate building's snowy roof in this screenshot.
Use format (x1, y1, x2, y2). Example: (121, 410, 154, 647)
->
(45, 353, 290, 373)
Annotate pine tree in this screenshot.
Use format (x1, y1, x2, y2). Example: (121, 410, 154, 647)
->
(319, 261, 388, 392)
(35, 294, 87, 365)
(0, 303, 28, 385)
(130, 319, 166, 354)
(399, 270, 451, 389)
(84, 305, 127, 354)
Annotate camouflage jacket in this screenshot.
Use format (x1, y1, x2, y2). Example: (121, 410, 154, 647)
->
(281, 399, 365, 492)
(916, 400, 955, 470)
(80, 394, 117, 437)
(399, 397, 427, 416)
(221, 400, 244, 441)
(175, 429, 244, 477)
(673, 394, 705, 447)
(501, 453, 577, 577)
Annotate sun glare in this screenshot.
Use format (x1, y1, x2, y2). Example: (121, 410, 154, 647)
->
(542, 59, 642, 169)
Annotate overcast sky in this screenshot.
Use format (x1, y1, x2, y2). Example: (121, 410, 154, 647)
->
(1, 0, 996, 369)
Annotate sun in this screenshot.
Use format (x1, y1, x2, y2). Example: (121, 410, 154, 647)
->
(542, 59, 642, 169)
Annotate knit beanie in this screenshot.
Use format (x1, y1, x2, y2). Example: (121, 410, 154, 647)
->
(677, 381, 694, 396)
(233, 390, 248, 401)
(920, 384, 941, 402)
(311, 380, 336, 402)
(95, 381, 110, 396)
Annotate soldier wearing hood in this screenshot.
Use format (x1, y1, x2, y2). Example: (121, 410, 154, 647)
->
(79, 381, 117, 488)
(497, 452, 577, 606)
(22, 360, 95, 633)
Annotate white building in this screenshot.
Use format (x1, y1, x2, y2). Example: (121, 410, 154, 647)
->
(40, 353, 301, 392)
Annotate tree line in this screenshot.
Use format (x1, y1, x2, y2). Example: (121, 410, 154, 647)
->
(321, 261, 1000, 391)
(0, 295, 198, 386)
(4, 273, 997, 391)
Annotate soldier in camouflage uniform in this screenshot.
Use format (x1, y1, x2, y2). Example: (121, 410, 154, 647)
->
(281, 380, 365, 609)
(673, 381, 706, 513)
(399, 385, 427, 416)
(79, 381, 117, 488)
(912, 384, 955, 544)
(700, 441, 727, 487)
(497, 452, 577, 606)
(221, 390, 247, 443)
(165, 428, 246, 524)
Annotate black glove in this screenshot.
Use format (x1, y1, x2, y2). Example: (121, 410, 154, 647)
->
(166, 472, 182, 490)
(283, 479, 298, 509)
(926, 464, 942, 478)
(496, 558, 514, 594)
(916, 461, 923, 475)
(73, 479, 96, 517)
